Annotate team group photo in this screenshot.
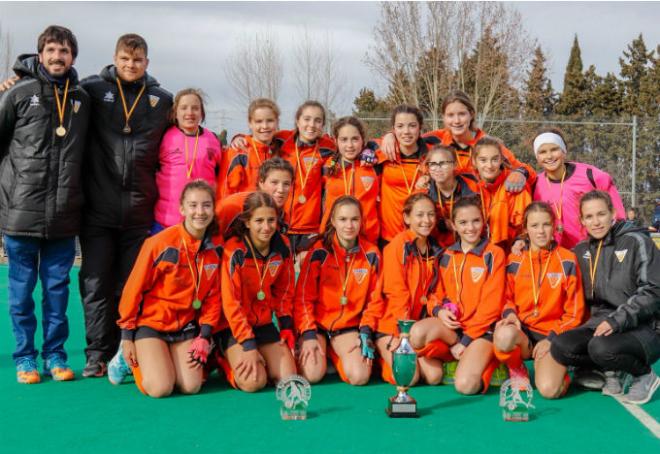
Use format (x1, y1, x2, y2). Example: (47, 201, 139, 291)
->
(0, 1, 659, 452)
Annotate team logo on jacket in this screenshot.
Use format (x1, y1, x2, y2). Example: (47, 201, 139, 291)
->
(103, 91, 115, 102)
(352, 268, 368, 285)
(149, 95, 160, 107)
(547, 273, 562, 289)
(360, 176, 375, 191)
(302, 156, 317, 171)
(268, 260, 281, 277)
(204, 263, 218, 279)
(72, 100, 82, 113)
(29, 94, 40, 107)
(582, 251, 591, 260)
(614, 249, 627, 263)
(470, 267, 485, 283)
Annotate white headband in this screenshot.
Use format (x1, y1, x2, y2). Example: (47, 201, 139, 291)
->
(533, 132, 567, 156)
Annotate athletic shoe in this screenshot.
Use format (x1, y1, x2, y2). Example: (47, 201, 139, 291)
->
(442, 361, 458, 385)
(624, 370, 660, 405)
(108, 346, 131, 385)
(601, 371, 623, 396)
(490, 363, 509, 387)
(44, 355, 74, 381)
(82, 359, 107, 378)
(16, 357, 40, 384)
(573, 368, 605, 390)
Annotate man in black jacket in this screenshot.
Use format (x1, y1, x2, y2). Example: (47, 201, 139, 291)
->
(0, 26, 90, 384)
(78, 34, 172, 377)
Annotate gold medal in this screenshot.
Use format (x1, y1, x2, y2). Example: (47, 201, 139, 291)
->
(192, 299, 202, 310)
(53, 79, 70, 140)
(257, 290, 266, 301)
(122, 124, 132, 134)
(557, 223, 564, 233)
(532, 309, 539, 317)
(420, 296, 428, 304)
(116, 77, 145, 137)
(56, 126, 67, 137)
(340, 295, 348, 306)
(298, 195, 307, 204)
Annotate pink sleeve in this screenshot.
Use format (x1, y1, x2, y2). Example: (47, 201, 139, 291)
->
(594, 168, 626, 220)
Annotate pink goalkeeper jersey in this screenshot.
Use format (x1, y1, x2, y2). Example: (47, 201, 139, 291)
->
(155, 126, 223, 227)
(533, 162, 625, 249)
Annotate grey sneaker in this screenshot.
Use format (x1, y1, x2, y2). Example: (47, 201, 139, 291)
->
(624, 370, 660, 405)
(601, 371, 623, 396)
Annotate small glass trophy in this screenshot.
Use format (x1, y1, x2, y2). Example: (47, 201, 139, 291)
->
(499, 378, 534, 422)
(276, 375, 312, 420)
(386, 320, 418, 418)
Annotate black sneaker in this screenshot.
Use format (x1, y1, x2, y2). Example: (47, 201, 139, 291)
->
(82, 359, 107, 378)
(573, 368, 605, 390)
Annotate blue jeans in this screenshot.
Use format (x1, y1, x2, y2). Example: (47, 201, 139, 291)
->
(4, 235, 76, 363)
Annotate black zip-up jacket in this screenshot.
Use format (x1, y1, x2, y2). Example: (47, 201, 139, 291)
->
(0, 54, 90, 238)
(575, 221, 660, 334)
(80, 65, 172, 229)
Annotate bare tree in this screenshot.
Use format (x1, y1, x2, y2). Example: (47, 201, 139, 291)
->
(292, 28, 348, 123)
(224, 30, 283, 106)
(0, 22, 13, 81)
(365, 2, 534, 129)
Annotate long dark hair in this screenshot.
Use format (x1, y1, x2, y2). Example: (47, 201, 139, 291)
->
(322, 195, 363, 250)
(225, 191, 280, 241)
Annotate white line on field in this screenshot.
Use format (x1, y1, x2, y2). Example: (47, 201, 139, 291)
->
(614, 395, 660, 439)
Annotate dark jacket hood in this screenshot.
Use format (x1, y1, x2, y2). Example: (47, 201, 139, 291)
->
(13, 53, 80, 84)
(99, 64, 160, 88)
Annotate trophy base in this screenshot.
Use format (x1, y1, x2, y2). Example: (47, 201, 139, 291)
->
(386, 397, 418, 418)
(502, 408, 530, 422)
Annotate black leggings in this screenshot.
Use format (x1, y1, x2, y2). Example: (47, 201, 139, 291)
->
(550, 325, 651, 377)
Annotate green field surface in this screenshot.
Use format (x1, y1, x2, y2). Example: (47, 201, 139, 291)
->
(0, 266, 658, 453)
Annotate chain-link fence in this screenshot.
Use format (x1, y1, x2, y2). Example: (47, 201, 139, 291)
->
(356, 114, 660, 225)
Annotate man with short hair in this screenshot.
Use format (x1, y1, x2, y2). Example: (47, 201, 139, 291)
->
(0, 25, 90, 383)
(79, 34, 173, 377)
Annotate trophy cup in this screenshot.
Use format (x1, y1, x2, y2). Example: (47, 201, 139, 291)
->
(499, 378, 534, 422)
(276, 375, 312, 420)
(386, 320, 418, 418)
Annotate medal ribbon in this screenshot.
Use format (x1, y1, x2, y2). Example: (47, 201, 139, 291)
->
(528, 249, 553, 316)
(181, 236, 204, 306)
(116, 77, 146, 130)
(415, 242, 430, 303)
(184, 129, 200, 179)
(53, 78, 70, 131)
(244, 235, 272, 298)
(545, 168, 566, 226)
(341, 160, 355, 196)
(451, 252, 468, 306)
(294, 141, 319, 199)
(588, 240, 604, 298)
(333, 241, 357, 302)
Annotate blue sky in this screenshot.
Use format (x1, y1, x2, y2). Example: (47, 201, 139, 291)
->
(1, 1, 658, 134)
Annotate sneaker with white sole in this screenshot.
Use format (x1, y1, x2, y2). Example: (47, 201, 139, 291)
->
(601, 371, 623, 396)
(108, 346, 131, 385)
(624, 370, 660, 405)
(573, 368, 605, 390)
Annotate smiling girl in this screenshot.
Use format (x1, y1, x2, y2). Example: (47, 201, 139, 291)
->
(493, 202, 585, 399)
(153, 89, 222, 232)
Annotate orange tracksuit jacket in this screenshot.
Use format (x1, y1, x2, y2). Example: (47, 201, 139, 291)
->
(503, 244, 586, 339)
(422, 128, 536, 185)
(220, 232, 294, 350)
(117, 224, 222, 339)
(223, 136, 278, 196)
(320, 158, 380, 244)
(294, 236, 384, 339)
(278, 133, 336, 234)
(377, 230, 444, 336)
(431, 238, 506, 346)
(478, 169, 532, 249)
(367, 138, 429, 242)
(427, 173, 480, 248)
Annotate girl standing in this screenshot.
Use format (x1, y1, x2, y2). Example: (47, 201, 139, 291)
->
(154, 89, 222, 232)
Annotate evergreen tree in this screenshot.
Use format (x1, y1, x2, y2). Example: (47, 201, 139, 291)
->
(555, 35, 587, 116)
(637, 44, 659, 117)
(619, 34, 653, 116)
(522, 46, 555, 117)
